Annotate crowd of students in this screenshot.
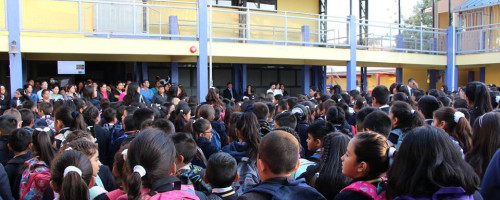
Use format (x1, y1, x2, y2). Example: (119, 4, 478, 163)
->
(0, 77, 498, 200)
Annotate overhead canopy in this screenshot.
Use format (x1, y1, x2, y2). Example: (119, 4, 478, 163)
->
(454, 0, 500, 12)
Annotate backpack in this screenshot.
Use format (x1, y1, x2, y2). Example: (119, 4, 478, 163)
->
(341, 181, 386, 200)
(145, 177, 199, 200)
(234, 157, 259, 195)
(109, 123, 126, 156)
(244, 178, 326, 200)
(393, 187, 474, 200)
(19, 159, 51, 200)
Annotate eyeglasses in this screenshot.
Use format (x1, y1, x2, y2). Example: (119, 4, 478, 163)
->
(35, 127, 51, 132)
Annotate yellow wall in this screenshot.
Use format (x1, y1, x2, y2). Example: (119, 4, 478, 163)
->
(327, 74, 396, 92)
(485, 65, 500, 86)
(0, 0, 5, 29)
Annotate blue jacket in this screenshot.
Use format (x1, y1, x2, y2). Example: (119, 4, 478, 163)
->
(238, 177, 326, 200)
(481, 149, 500, 200)
(222, 141, 249, 163)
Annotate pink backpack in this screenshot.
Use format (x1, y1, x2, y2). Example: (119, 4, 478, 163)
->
(116, 183, 200, 200)
(341, 181, 387, 200)
(19, 158, 51, 200)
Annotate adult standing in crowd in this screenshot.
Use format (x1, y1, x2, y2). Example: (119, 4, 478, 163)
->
(223, 82, 238, 101)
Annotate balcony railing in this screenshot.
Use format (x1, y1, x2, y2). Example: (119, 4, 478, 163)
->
(14, 0, 500, 56)
(457, 23, 500, 54)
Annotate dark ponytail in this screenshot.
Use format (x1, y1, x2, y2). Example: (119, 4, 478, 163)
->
(33, 127, 56, 166)
(236, 112, 260, 161)
(51, 150, 93, 200)
(55, 106, 87, 131)
(189, 118, 211, 141)
(127, 129, 176, 200)
(390, 101, 424, 130)
(433, 107, 472, 152)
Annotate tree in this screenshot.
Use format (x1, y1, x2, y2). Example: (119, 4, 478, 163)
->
(400, 0, 437, 51)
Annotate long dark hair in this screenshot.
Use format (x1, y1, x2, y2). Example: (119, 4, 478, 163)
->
(123, 83, 141, 106)
(352, 132, 390, 180)
(55, 106, 87, 131)
(388, 126, 480, 198)
(466, 112, 500, 179)
(465, 81, 492, 116)
(51, 150, 93, 200)
(433, 107, 472, 153)
(32, 127, 57, 167)
(236, 112, 260, 161)
(127, 129, 176, 200)
(390, 101, 424, 130)
(81, 85, 95, 101)
(314, 133, 351, 199)
(173, 103, 191, 132)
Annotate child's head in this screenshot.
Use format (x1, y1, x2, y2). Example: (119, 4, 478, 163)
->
(126, 129, 176, 199)
(32, 126, 57, 166)
(54, 106, 87, 132)
(258, 130, 299, 181)
(306, 120, 334, 152)
(417, 95, 441, 119)
(355, 107, 378, 132)
(132, 108, 155, 131)
(50, 150, 94, 200)
(326, 106, 345, 125)
(102, 108, 117, 124)
(8, 128, 32, 153)
(433, 107, 472, 153)
(468, 112, 500, 178)
(205, 152, 238, 188)
(62, 139, 101, 177)
(19, 108, 34, 128)
(236, 112, 260, 160)
(388, 126, 480, 198)
(0, 115, 18, 136)
(341, 132, 390, 180)
(273, 112, 297, 129)
(252, 102, 269, 121)
(38, 102, 53, 116)
(389, 101, 424, 129)
(361, 111, 392, 138)
(170, 132, 197, 166)
(197, 104, 215, 120)
(189, 118, 212, 141)
(112, 144, 130, 190)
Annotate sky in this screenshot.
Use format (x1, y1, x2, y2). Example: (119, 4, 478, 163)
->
(327, 0, 421, 75)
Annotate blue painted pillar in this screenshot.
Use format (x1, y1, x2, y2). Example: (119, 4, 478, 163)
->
(7, 0, 23, 96)
(346, 15, 357, 91)
(171, 62, 179, 85)
(242, 64, 247, 94)
(320, 66, 327, 94)
(197, 0, 209, 101)
(468, 71, 475, 83)
(169, 16, 180, 85)
(479, 67, 485, 83)
(445, 26, 457, 92)
(233, 64, 241, 96)
(428, 69, 437, 89)
(141, 62, 149, 82)
(396, 68, 403, 84)
(396, 34, 404, 51)
(302, 25, 311, 95)
(22, 60, 28, 87)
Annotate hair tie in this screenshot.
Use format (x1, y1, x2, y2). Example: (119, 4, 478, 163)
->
(63, 166, 82, 177)
(133, 165, 146, 177)
(496, 96, 500, 103)
(454, 111, 465, 123)
(199, 117, 203, 119)
(71, 111, 79, 118)
(410, 109, 415, 114)
(65, 147, 73, 151)
(180, 109, 183, 113)
(121, 149, 128, 161)
(338, 98, 342, 102)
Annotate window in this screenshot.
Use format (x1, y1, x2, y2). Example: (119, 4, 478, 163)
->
(212, 0, 277, 11)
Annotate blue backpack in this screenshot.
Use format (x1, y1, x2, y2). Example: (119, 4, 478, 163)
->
(244, 178, 326, 200)
(234, 157, 259, 196)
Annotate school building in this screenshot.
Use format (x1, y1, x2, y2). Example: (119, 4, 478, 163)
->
(1, 0, 499, 98)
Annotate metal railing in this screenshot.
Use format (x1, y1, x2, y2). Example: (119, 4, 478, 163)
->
(357, 20, 447, 54)
(457, 23, 500, 54)
(18, 0, 491, 55)
(208, 5, 350, 47)
(20, 0, 198, 39)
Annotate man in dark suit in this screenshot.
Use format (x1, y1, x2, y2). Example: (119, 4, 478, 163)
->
(223, 82, 238, 101)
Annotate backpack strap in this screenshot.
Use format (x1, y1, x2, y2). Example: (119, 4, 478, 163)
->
(341, 181, 379, 199)
(148, 176, 182, 197)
